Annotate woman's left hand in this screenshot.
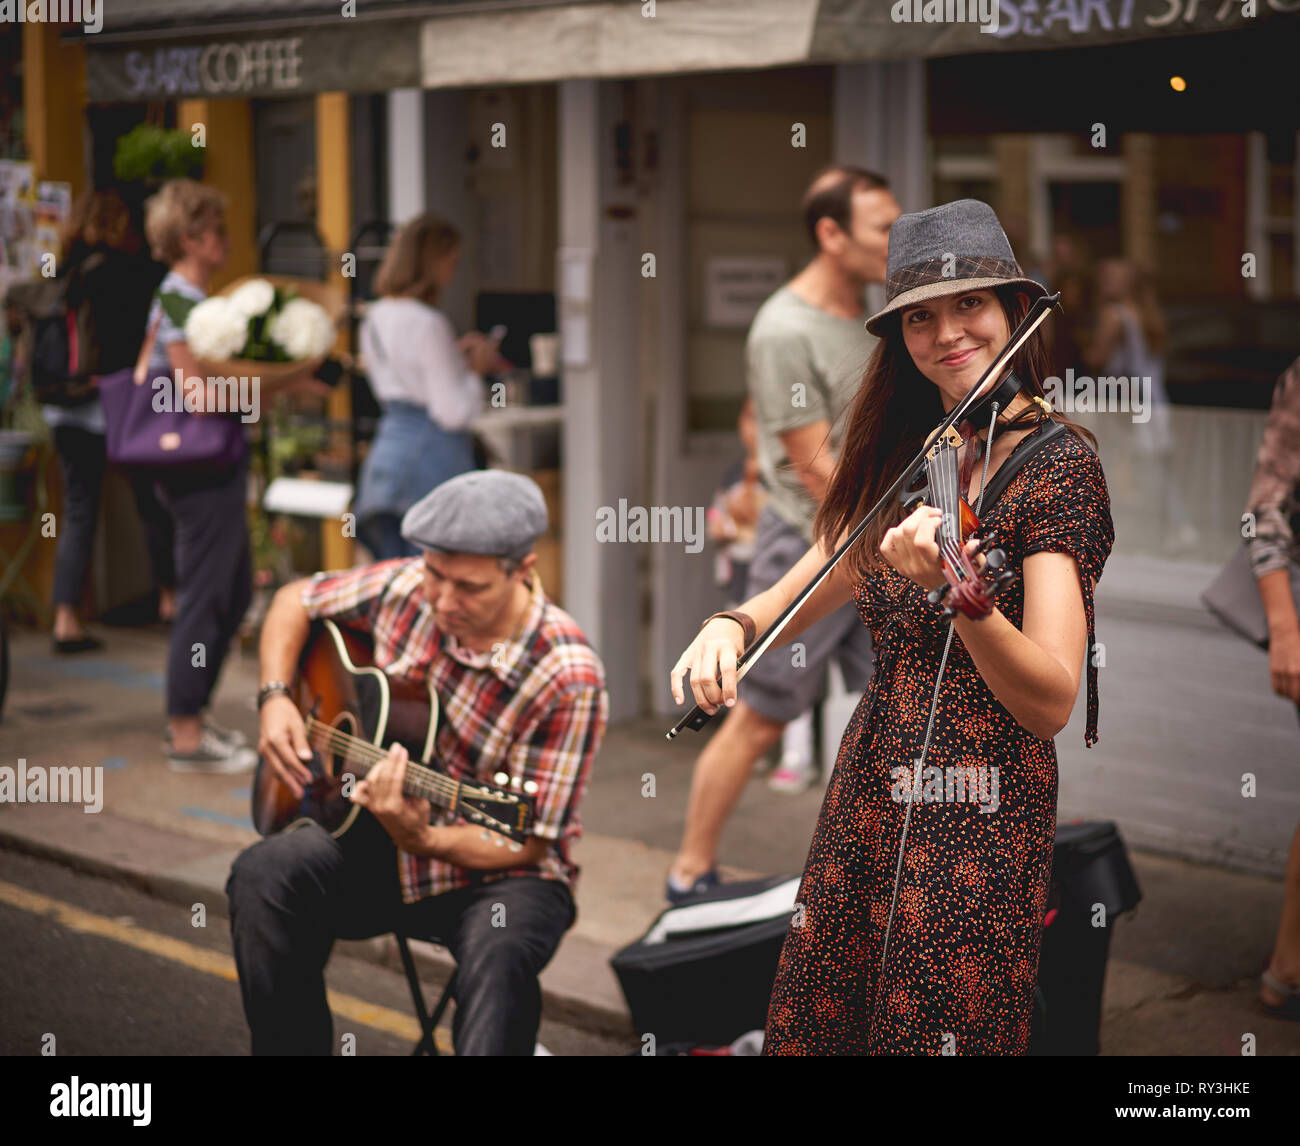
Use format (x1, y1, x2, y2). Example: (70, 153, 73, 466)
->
(880, 505, 980, 592)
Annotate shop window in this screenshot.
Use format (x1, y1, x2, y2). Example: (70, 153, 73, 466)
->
(933, 177, 995, 209)
(932, 134, 990, 159)
(253, 97, 317, 237)
(1049, 181, 1121, 260)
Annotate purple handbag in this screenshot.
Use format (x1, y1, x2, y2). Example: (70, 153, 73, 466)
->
(99, 313, 246, 470)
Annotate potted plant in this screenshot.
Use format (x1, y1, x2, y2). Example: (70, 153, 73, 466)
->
(113, 124, 205, 186)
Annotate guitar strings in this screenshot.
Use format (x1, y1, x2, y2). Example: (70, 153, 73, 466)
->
(305, 725, 456, 800)
(306, 722, 451, 789)
(303, 718, 516, 806)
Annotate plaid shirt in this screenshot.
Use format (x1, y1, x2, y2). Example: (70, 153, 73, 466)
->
(1246, 355, 1300, 578)
(300, 559, 608, 903)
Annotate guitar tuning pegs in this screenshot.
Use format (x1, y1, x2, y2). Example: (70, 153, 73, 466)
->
(984, 547, 1006, 570)
(523, 780, 539, 796)
(493, 772, 509, 786)
(510, 775, 523, 791)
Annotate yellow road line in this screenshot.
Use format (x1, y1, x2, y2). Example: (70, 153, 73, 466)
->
(0, 878, 452, 1053)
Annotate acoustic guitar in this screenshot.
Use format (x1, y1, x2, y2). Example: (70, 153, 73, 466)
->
(251, 619, 536, 843)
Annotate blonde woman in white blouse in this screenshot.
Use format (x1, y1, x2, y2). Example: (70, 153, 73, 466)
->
(353, 215, 500, 560)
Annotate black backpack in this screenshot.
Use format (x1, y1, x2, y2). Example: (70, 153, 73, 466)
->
(5, 252, 106, 407)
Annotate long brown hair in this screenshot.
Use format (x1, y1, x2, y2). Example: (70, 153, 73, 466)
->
(814, 285, 1097, 577)
(61, 189, 133, 260)
(373, 213, 461, 306)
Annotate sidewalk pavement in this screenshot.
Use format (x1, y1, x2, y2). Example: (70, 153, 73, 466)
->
(2, 624, 1299, 1054)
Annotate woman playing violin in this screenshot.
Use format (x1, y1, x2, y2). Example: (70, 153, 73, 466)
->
(670, 200, 1114, 1055)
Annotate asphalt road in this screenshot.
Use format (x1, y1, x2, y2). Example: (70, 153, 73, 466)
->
(0, 848, 633, 1058)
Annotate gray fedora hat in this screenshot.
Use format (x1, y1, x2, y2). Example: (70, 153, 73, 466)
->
(865, 199, 1046, 336)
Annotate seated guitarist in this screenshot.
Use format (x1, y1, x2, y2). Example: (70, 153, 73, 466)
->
(226, 470, 608, 1055)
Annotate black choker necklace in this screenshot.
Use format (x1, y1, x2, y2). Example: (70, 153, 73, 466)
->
(962, 369, 1025, 428)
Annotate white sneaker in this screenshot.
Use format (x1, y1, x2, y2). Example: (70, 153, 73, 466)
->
(166, 729, 258, 774)
(163, 718, 250, 754)
(202, 715, 249, 748)
(769, 760, 817, 794)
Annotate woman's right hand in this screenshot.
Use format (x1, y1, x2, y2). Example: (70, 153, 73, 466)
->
(670, 618, 746, 714)
(1268, 625, 1300, 704)
(458, 332, 500, 376)
(258, 694, 315, 799)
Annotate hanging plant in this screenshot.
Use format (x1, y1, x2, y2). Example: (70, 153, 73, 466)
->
(113, 125, 205, 185)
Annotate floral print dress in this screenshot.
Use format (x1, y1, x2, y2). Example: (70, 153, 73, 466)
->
(763, 422, 1115, 1056)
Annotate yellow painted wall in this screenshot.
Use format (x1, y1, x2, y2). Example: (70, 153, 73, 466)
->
(176, 99, 258, 289)
(15, 24, 86, 622)
(22, 23, 86, 197)
(314, 93, 354, 570)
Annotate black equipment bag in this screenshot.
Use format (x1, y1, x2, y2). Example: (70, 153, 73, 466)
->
(613, 820, 1139, 1055)
(1029, 819, 1142, 1056)
(610, 875, 800, 1048)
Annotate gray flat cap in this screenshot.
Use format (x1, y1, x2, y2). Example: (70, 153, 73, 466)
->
(400, 470, 548, 561)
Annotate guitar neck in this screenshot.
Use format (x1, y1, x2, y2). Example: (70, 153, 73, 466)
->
(304, 715, 458, 808)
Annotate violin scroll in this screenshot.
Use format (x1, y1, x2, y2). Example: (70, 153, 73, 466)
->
(928, 529, 1017, 622)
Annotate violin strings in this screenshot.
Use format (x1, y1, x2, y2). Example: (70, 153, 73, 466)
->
(933, 444, 969, 581)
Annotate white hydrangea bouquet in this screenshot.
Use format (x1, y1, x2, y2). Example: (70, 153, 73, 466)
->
(169, 274, 344, 384)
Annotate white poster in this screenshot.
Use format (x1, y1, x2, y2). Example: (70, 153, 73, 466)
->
(705, 256, 787, 329)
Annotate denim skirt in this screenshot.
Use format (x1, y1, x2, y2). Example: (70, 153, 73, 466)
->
(352, 401, 476, 525)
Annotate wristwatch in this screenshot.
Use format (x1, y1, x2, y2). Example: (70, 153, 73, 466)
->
(257, 681, 292, 709)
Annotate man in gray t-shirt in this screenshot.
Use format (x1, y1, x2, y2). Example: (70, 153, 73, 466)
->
(669, 167, 901, 904)
(748, 285, 873, 543)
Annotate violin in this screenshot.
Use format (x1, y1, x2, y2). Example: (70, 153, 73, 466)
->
(667, 292, 1061, 740)
(899, 418, 1016, 622)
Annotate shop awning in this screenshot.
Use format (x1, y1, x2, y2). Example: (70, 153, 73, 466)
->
(80, 0, 440, 101)
(80, 0, 1295, 100)
(418, 0, 1293, 87)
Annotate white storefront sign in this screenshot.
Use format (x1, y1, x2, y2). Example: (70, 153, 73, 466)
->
(705, 256, 787, 328)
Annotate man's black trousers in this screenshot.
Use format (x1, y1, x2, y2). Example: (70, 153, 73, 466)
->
(226, 812, 574, 1055)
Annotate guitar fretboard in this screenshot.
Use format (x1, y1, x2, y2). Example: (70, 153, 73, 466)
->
(304, 715, 461, 806)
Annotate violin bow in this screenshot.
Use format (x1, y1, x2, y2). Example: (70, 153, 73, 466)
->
(666, 291, 1060, 741)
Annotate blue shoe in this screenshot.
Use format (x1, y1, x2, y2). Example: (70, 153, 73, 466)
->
(665, 868, 720, 906)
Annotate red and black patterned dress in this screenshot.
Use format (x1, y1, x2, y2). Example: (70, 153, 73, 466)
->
(763, 421, 1114, 1056)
